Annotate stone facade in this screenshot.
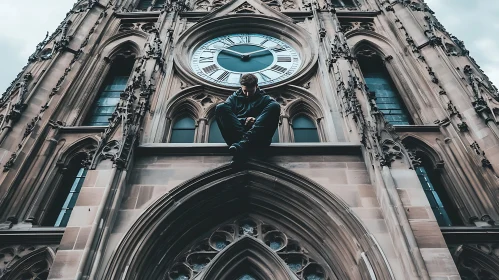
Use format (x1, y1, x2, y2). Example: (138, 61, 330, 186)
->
(0, 0, 498, 279)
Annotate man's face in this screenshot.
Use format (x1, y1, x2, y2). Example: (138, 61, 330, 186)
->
(241, 84, 257, 97)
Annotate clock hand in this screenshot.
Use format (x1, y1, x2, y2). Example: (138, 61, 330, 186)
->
(218, 48, 246, 56)
(244, 48, 272, 56)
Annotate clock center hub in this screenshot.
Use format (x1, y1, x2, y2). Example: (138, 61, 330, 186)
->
(217, 45, 273, 73)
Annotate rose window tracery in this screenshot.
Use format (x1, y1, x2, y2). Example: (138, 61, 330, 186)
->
(167, 218, 327, 280)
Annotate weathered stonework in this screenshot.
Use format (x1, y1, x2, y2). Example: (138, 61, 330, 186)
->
(1, 0, 498, 279)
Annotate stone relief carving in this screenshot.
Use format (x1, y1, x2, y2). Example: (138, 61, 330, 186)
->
(231, 2, 257, 13)
(167, 217, 327, 280)
(340, 21, 375, 33)
(118, 22, 158, 33)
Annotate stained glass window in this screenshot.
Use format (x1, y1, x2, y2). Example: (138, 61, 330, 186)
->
(153, 0, 166, 8)
(239, 275, 256, 280)
(358, 52, 411, 125)
(292, 115, 320, 143)
(171, 116, 196, 143)
(84, 58, 134, 126)
(208, 120, 224, 143)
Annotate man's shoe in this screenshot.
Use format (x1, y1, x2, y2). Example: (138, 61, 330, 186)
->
(229, 141, 249, 161)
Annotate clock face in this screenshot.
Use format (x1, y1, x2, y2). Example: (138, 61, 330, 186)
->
(191, 33, 301, 87)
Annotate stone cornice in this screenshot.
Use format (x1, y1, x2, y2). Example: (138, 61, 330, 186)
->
(441, 226, 499, 244)
(137, 142, 363, 156)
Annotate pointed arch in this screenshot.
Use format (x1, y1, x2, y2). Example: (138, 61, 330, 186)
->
(103, 160, 394, 280)
(196, 236, 298, 280)
(401, 135, 463, 226)
(348, 34, 430, 124)
(57, 135, 99, 167)
(1, 247, 55, 280)
(453, 244, 499, 279)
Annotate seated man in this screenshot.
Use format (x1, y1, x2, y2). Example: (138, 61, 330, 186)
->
(215, 73, 280, 160)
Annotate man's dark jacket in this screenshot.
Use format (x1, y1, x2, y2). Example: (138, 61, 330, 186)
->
(224, 88, 277, 125)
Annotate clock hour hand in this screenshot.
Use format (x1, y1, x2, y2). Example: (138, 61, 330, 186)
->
(218, 48, 246, 57)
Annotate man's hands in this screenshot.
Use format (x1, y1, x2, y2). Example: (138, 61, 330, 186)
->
(245, 117, 256, 128)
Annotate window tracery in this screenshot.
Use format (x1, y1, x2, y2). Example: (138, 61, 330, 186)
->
(167, 217, 327, 280)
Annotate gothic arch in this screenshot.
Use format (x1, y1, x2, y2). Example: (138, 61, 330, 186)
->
(1, 246, 55, 280)
(401, 135, 442, 166)
(453, 244, 499, 280)
(103, 160, 394, 280)
(68, 35, 145, 125)
(57, 136, 99, 167)
(196, 236, 298, 280)
(164, 86, 225, 142)
(348, 35, 430, 124)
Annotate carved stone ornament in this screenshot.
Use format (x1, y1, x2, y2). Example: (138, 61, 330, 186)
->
(119, 22, 158, 33)
(167, 217, 327, 280)
(0, 245, 51, 278)
(381, 139, 402, 165)
(340, 21, 375, 33)
(231, 2, 257, 13)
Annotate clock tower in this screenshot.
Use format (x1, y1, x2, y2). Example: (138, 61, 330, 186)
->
(1, 0, 499, 279)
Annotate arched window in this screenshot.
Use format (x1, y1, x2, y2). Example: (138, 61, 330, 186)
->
(170, 116, 196, 143)
(357, 47, 412, 125)
(332, 0, 356, 8)
(42, 154, 87, 227)
(292, 115, 319, 142)
(415, 152, 461, 226)
(208, 120, 224, 143)
(84, 56, 135, 126)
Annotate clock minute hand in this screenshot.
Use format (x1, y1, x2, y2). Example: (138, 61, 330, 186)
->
(244, 48, 272, 56)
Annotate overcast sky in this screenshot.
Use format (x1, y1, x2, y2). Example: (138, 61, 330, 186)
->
(0, 0, 498, 92)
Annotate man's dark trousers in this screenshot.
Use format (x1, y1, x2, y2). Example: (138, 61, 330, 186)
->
(215, 92, 280, 148)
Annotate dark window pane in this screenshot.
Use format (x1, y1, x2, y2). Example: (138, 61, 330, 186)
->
(208, 121, 224, 143)
(154, 0, 166, 7)
(84, 58, 134, 126)
(358, 54, 411, 125)
(332, 0, 356, 7)
(292, 116, 319, 142)
(292, 116, 316, 129)
(171, 129, 195, 143)
(416, 167, 452, 226)
(173, 117, 196, 129)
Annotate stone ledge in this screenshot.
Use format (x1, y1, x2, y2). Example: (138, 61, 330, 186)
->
(441, 226, 499, 244)
(59, 126, 107, 133)
(0, 228, 65, 245)
(137, 142, 363, 156)
(394, 125, 441, 133)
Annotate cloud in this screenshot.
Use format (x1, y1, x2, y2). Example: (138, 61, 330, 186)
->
(425, 0, 499, 86)
(0, 0, 75, 91)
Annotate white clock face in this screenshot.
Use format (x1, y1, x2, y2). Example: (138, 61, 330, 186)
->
(191, 33, 301, 87)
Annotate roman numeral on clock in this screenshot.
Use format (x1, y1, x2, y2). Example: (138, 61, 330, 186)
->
(217, 71, 230, 82)
(203, 64, 219, 74)
(259, 39, 269, 46)
(259, 72, 272, 82)
(239, 35, 250, 43)
(277, 56, 292, 62)
(272, 45, 286, 53)
(270, 65, 287, 74)
(199, 56, 213, 63)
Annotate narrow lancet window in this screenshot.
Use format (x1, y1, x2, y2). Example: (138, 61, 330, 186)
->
(292, 115, 319, 142)
(137, 0, 153, 10)
(43, 154, 87, 227)
(84, 56, 134, 126)
(415, 153, 461, 226)
(357, 48, 411, 125)
(170, 116, 196, 143)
